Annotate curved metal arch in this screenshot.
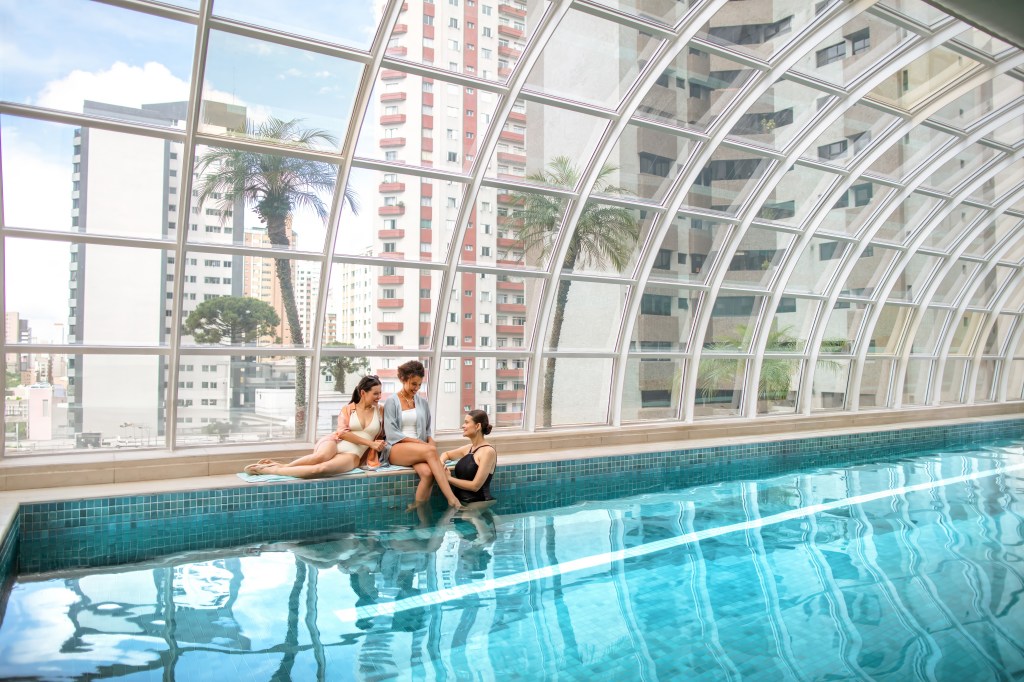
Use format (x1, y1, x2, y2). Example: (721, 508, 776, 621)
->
(609, 0, 881, 425)
(847, 150, 1024, 408)
(995, 281, 1024, 401)
(524, 0, 734, 430)
(426, 0, 573, 413)
(891, 190, 1024, 406)
(736, 25, 988, 419)
(678, 12, 970, 422)
(965, 260, 1024, 403)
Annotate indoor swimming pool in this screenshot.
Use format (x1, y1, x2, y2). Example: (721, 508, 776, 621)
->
(0, 435, 1022, 681)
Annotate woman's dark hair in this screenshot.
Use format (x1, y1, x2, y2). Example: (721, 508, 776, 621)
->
(468, 409, 492, 436)
(396, 360, 426, 382)
(350, 375, 382, 404)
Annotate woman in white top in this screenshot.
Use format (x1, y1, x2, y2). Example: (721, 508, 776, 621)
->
(243, 375, 386, 478)
(383, 360, 463, 508)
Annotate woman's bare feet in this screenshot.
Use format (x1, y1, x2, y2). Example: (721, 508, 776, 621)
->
(244, 462, 273, 474)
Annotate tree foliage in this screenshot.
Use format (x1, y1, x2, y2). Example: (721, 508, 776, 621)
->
(320, 343, 369, 394)
(510, 156, 640, 426)
(194, 118, 358, 436)
(183, 296, 280, 345)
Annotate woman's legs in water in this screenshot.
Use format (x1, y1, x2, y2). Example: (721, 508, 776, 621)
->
(411, 462, 433, 502)
(390, 440, 462, 508)
(251, 452, 360, 479)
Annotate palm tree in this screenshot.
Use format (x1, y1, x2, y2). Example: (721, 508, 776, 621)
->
(195, 118, 358, 437)
(510, 156, 640, 427)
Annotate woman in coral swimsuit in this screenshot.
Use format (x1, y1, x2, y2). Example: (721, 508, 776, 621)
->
(243, 375, 387, 478)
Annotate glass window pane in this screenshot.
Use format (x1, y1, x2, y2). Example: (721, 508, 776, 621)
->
(0, 0, 195, 124)
(547, 280, 628, 351)
(496, 186, 569, 271)
(486, 101, 608, 189)
(761, 164, 841, 227)
(985, 115, 1023, 147)
(975, 360, 997, 402)
(973, 266, 1014, 308)
(604, 124, 696, 202)
(788, 238, 853, 295)
(902, 357, 931, 405)
(796, 14, 913, 86)
(772, 297, 820, 353)
(563, 204, 651, 277)
(876, 0, 947, 28)
(315, 350, 375, 416)
(695, 356, 744, 418)
(918, 205, 983, 251)
(819, 182, 896, 237)
(524, 10, 661, 109)
(872, 193, 941, 244)
(806, 103, 899, 168)
(703, 293, 765, 350)
(728, 78, 831, 151)
(589, 0, 690, 26)
(983, 314, 1016, 355)
(840, 245, 899, 298)
(931, 260, 980, 305)
(867, 304, 912, 354)
(6, 354, 163, 454)
(869, 46, 980, 111)
(202, 31, 361, 149)
(949, 311, 985, 355)
(211, 1, 380, 50)
(1007, 359, 1024, 400)
(859, 357, 895, 408)
(924, 143, 1001, 192)
(721, 227, 794, 290)
(821, 301, 868, 353)
(955, 28, 1014, 57)
(866, 124, 957, 182)
(910, 308, 949, 354)
(958, 216, 1010, 259)
(1, 118, 182, 240)
(175, 354, 308, 445)
(930, 75, 1024, 129)
(621, 357, 684, 422)
(886, 253, 941, 302)
(756, 359, 801, 415)
(969, 158, 1024, 205)
(538, 357, 612, 427)
(635, 46, 755, 131)
(685, 150, 772, 215)
(192, 144, 339, 253)
(699, 3, 820, 60)
(940, 357, 967, 403)
(432, 355, 530, 431)
(648, 215, 731, 286)
(442, 271, 539, 351)
(630, 284, 696, 353)
(7, 238, 171, 347)
(327, 264, 436, 351)
(810, 358, 850, 412)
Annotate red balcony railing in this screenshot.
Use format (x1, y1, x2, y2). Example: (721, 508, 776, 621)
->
(378, 274, 404, 285)
(380, 92, 407, 102)
(378, 205, 406, 216)
(499, 130, 524, 144)
(380, 114, 406, 125)
(377, 321, 404, 332)
(378, 298, 404, 308)
(498, 4, 527, 18)
(496, 325, 524, 335)
(379, 182, 406, 193)
(496, 368, 524, 378)
(377, 229, 405, 239)
(498, 25, 523, 39)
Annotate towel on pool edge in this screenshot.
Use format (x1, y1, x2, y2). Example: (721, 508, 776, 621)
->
(236, 463, 413, 483)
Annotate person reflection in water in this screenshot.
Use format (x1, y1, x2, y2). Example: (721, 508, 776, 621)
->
(441, 410, 497, 508)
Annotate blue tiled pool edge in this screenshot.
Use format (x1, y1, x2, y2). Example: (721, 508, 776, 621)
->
(5, 417, 1024, 577)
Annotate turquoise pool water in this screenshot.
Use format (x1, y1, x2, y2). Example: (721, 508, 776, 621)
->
(0, 438, 1022, 680)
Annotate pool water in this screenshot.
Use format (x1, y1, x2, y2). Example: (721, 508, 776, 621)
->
(1, 439, 1022, 681)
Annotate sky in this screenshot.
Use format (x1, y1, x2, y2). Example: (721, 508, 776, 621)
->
(0, 0, 385, 341)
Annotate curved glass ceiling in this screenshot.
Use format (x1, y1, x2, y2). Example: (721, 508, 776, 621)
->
(1, 0, 1022, 453)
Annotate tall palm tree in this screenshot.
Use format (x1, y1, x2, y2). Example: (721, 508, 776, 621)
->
(195, 118, 358, 437)
(510, 156, 639, 427)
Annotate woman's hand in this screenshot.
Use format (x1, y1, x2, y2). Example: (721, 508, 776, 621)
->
(369, 439, 385, 452)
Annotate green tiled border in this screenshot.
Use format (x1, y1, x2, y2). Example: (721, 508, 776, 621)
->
(6, 417, 1024, 575)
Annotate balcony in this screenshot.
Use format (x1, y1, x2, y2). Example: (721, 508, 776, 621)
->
(496, 279, 524, 290)
(378, 205, 405, 216)
(495, 412, 522, 426)
(498, 66, 512, 79)
(392, 23, 408, 35)
(385, 46, 407, 57)
(379, 181, 406, 193)
(496, 368, 524, 378)
(499, 130, 524, 144)
(380, 91, 407, 102)
(377, 321, 404, 332)
(377, 368, 398, 378)
(496, 237, 522, 248)
(508, 110, 526, 123)
(497, 151, 526, 165)
(380, 137, 406, 149)
(496, 303, 526, 313)
(380, 114, 406, 125)
(496, 324, 524, 335)
(495, 258, 521, 267)
(377, 229, 405, 239)
(498, 25, 523, 39)
(380, 69, 406, 81)
(378, 274, 404, 285)
(496, 389, 525, 401)
(378, 298, 404, 308)
(498, 4, 527, 18)
(380, 251, 406, 259)
(498, 45, 522, 59)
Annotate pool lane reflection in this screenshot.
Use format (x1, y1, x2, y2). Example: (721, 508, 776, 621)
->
(0, 442, 1022, 680)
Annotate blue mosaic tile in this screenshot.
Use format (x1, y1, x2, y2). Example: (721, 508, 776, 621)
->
(5, 418, 1024, 574)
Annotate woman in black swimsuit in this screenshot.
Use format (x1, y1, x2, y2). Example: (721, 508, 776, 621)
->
(441, 410, 496, 506)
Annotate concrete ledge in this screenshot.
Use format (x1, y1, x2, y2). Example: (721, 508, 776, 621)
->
(0, 402, 1019, 492)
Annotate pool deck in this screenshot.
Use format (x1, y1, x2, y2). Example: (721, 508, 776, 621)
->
(1, 402, 1020, 545)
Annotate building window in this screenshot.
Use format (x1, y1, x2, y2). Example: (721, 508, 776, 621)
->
(653, 249, 672, 270)
(640, 294, 673, 316)
(816, 42, 846, 67)
(848, 28, 870, 55)
(818, 140, 847, 161)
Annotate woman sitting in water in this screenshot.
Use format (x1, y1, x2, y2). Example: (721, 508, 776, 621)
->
(383, 360, 464, 509)
(243, 375, 386, 478)
(441, 410, 496, 507)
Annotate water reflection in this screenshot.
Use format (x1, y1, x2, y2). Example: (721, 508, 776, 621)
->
(1, 445, 1022, 680)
